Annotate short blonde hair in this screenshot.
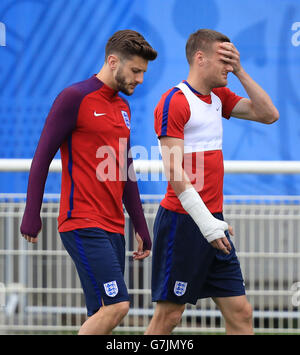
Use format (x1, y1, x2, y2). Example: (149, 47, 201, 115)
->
(186, 29, 230, 64)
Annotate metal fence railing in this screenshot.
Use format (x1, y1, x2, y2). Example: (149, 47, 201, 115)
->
(0, 194, 299, 334)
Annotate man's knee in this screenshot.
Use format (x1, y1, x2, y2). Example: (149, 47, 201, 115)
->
(167, 309, 184, 328)
(112, 301, 130, 320)
(241, 301, 253, 323)
(99, 301, 130, 324)
(229, 300, 253, 325)
(155, 302, 185, 327)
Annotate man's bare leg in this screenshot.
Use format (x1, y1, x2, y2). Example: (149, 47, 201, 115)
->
(213, 296, 254, 335)
(145, 301, 185, 335)
(78, 301, 129, 335)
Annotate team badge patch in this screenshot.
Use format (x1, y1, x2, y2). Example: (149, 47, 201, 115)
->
(174, 281, 187, 296)
(121, 110, 130, 129)
(104, 281, 119, 297)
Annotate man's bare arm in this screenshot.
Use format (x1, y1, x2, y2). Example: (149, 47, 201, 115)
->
(160, 136, 232, 254)
(218, 42, 279, 124)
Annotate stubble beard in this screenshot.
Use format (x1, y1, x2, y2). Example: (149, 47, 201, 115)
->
(115, 68, 133, 96)
(210, 76, 228, 89)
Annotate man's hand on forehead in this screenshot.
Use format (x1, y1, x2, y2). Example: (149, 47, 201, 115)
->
(217, 42, 242, 74)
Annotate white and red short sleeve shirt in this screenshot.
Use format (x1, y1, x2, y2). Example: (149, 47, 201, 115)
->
(154, 80, 242, 214)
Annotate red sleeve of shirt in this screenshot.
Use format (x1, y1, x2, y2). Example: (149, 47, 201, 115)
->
(20, 86, 83, 238)
(212, 87, 243, 119)
(154, 88, 190, 139)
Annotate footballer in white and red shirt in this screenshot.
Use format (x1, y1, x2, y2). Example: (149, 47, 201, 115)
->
(151, 80, 246, 305)
(155, 80, 242, 215)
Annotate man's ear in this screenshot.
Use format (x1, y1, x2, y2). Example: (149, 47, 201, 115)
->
(107, 54, 119, 71)
(193, 50, 205, 67)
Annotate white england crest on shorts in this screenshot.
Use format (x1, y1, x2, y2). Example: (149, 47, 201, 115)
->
(174, 281, 187, 296)
(121, 110, 130, 129)
(104, 281, 119, 297)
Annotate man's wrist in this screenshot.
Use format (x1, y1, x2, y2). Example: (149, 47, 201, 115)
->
(233, 66, 246, 78)
(178, 187, 228, 239)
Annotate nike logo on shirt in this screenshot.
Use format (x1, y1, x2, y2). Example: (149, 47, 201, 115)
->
(94, 112, 106, 117)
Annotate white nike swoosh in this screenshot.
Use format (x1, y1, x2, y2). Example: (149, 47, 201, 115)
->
(94, 112, 106, 117)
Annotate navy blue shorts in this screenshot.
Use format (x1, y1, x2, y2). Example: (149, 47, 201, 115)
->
(151, 206, 246, 305)
(60, 228, 129, 316)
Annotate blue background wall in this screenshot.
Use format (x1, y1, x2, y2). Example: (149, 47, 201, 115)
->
(0, 0, 300, 196)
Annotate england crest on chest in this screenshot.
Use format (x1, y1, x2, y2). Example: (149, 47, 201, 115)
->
(121, 110, 130, 129)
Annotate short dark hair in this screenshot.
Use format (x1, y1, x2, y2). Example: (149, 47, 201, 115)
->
(105, 30, 157, 62)
(185, 29, 230, 64)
